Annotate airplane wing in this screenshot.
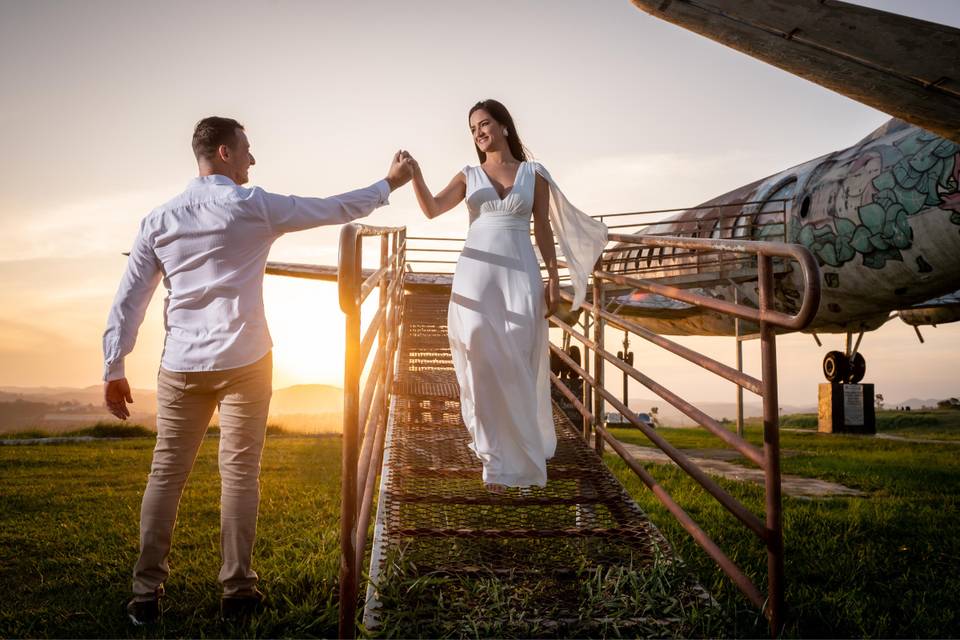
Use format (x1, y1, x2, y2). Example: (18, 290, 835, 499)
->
(265, 262, 453, 289)
(629, 0, 960, 143)
(902, 289, 960, 309)
(609, 292, 697, 316)
(898, 288, 960, 327)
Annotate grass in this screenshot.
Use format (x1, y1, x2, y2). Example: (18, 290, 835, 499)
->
(605, 416, 960, 637)
(2, 412, 959, 637)
(371, 544, 729, 638)
(779, 408, 960, 441)
(0, 436, 343, 638)
(0, 422, 156, 440)
(2, 422, 313, 441)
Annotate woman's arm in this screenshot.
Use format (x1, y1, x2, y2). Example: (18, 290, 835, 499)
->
(410, 157, 466, 219)
(532, 173, 560, 318)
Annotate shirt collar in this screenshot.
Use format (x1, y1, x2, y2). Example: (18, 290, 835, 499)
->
(188, 174, 237, 189)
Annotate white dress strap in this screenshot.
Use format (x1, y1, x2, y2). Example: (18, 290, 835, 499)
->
(532, 162, 608, 309)
(461, 165, 477, 195)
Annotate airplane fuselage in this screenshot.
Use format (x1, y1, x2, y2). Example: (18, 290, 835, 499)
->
(606, 119, 960, 336)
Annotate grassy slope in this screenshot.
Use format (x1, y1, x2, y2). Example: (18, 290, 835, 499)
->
(606, 422, 960, 638)
(0, 437, 343, 639)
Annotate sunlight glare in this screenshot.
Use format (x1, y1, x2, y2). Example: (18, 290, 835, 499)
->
(263, 276, 345, 388)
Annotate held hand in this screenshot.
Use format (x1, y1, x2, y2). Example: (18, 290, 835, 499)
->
(405, 151, 421, 175)
(386, 149, 415, 191)
(104, 377, 134, 420)
(544, 276, 560, 319)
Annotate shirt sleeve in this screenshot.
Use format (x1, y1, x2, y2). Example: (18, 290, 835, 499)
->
(102, 218, 163, 381)
(259, 179, 391, 235)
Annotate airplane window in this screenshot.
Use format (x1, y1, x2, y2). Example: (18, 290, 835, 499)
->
(761, 179, 796, 213)
(732, 213, 752, 238)
(800, 196, 811, 219)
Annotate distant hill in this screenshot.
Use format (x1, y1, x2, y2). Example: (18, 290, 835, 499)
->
(0, 385, 158, 408)
(270, 384, 342, 414)
(896, 398, 950, 410)
(627, 398, 816, 426)
(0, 383, 342, 434)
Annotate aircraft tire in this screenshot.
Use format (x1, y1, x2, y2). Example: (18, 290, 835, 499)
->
(823, 350, 849, 383)
(848, 352, 866, 384)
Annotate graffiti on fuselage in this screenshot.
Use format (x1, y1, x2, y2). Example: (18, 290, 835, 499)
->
(790, 129, 960, 269)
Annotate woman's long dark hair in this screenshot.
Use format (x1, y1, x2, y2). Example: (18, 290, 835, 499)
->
(469, 99, 531, 163)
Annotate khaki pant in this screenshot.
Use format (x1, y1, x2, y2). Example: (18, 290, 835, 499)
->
(132, 352, 272, 599)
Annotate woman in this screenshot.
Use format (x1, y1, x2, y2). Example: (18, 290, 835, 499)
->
(408, 99, 607, 492)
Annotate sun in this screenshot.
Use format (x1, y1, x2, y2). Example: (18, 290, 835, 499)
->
(263, 276, 346, 388)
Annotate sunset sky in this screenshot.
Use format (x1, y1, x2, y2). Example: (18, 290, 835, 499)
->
(1, 0, 958, 407)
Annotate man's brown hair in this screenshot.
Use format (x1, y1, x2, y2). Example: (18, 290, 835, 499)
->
(192, 116, 244, 161)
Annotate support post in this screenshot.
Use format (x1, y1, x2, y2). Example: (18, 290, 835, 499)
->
(758, 254, 784, 635)
(621, 329, 630, 409)
(735, 288, 744, 437)
(379, 234, 390, 425)
(593, 267, 605, 456)
(339, 236, 362, 639)
(581, 311, 592, 442)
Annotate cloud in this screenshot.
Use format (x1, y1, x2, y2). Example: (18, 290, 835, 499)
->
(0, 184, 180, 261)
(557, 149, 787, 215)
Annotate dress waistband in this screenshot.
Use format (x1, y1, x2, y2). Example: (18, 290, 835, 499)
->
(469, 215, 530, 231)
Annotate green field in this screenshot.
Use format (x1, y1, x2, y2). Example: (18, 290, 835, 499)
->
(0, 435, 344, 639)
(1, 412, 958, 638)
(778, 408, 960, 441)
(606, 412, 960, 638)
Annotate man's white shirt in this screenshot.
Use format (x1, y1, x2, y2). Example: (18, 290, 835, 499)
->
(102, 174, 390, 381)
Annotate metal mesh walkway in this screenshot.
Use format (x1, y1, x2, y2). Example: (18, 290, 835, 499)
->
(364, 292, 703, 634)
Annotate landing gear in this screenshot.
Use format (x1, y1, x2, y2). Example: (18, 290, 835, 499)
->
(818, 330, 875, 434)
(849, 352, 866, 383)
(822, 332, 867, 383)
(822, 351, 848, 382)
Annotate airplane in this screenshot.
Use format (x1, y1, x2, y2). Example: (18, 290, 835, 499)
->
(590, 0, 960, 383)
(601, 116, 960, 383)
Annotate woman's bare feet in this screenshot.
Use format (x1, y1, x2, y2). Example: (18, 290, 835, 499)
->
(484, 482, 507, 494)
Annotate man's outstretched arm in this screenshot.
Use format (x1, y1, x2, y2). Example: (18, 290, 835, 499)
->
(102, 218, 162, 419)
(260, 151, 414, 234)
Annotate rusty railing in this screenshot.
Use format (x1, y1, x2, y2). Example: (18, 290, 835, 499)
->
(336, 223, 406, 638)
(549, 233, 819, 634)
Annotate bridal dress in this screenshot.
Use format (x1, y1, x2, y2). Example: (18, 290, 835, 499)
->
(448, 161, 607, 487)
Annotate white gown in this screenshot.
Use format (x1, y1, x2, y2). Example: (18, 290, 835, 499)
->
(448, 161, 607, 487)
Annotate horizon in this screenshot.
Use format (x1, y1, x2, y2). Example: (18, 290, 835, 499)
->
(1, 381, 951, 413)
(1, 1, 959, 407)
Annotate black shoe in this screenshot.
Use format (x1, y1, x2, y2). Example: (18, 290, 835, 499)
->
(221, 588, 267, 621)
(126, 588, 164, 626)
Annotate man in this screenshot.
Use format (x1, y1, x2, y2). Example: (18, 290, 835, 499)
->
(102, 116, 413, 624)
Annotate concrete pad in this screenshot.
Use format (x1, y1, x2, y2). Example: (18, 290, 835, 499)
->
(616, 442, 865, 498)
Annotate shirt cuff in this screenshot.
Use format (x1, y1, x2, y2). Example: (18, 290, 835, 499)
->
(104, 359, 125, 382)
(375, 179, 391, 206)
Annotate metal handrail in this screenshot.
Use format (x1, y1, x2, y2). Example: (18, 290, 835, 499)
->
(548, 232, 820, 635)
(593, 198, 789, 220)
(605, 233, 820, 330)
(336, 223, 406, 639)
(262, 198, 815, 635)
